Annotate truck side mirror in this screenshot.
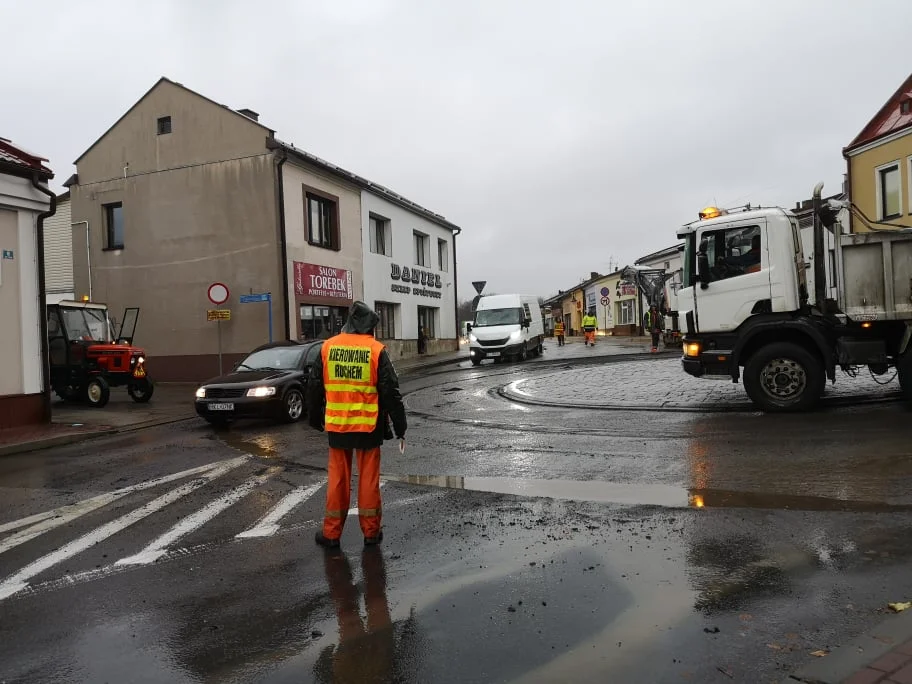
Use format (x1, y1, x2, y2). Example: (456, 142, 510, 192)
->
(697, 252, 711, 289)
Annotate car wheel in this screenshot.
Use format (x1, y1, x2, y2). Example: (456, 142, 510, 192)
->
(128, 380, 154, 403)
(281, 388, 305, 423)
(743, 342, 824, 413)
(84, 377, 111, 408)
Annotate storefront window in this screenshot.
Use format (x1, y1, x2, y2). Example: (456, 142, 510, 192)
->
(375, 302, 397, 339)
(418, 306, 437, 339)
(300, 305, 347, 340)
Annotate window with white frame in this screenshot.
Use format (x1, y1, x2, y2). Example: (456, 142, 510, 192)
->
(618, 300, 635, 325)
(877, 163, 901, 219)
(414, 231, 429, 267)
(374, 301, 397, 339)
(369, 215, 391, 256)
(438, 238, 449, 272)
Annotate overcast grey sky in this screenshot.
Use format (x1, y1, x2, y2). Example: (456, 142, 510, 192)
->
(3, 0, 911, 300)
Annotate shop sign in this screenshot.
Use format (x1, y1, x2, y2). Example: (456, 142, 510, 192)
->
(294, 262, 353, 301)
(390, 264, 443, 299)
(617, 281, 637, 297)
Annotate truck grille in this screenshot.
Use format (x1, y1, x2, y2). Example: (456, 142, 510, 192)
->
(206, 387, 245, 399)
(478, 338, 509, 347)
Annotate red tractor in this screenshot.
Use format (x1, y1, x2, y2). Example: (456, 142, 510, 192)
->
(47, 300, 154, 408)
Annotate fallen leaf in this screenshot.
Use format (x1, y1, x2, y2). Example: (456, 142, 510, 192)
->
(810, 650, 828, 658)
(889, 602, 912, 613)
(767, 643, 782, 651)
(739, 613, 753, 622)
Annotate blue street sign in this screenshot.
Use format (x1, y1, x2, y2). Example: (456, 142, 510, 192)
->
(239, 293, 273, 342)
(240, 293, 270, 303)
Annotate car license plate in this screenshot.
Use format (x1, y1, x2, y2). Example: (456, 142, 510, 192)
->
(210, 403, 234, 411)
(488, 352, 500, 357)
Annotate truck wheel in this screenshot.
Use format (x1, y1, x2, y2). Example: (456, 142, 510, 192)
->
(743, 343, 824, 413)
(128, 380, 154, 403)
(899, 350, 912, 401)
(84, 377, 111, 408)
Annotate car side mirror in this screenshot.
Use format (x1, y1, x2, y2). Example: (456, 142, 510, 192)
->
(232, 361, 240, 370)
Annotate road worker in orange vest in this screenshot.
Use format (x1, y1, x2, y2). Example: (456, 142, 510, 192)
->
(307, 301, 407, 548)
(554, 318, 565, 346)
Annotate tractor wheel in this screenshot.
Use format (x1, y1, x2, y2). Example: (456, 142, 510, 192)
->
(85, 377, 111, 408)
(128, 380, 154, 403)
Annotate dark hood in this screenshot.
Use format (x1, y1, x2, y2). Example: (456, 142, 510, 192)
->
(342, 301, 380, 335)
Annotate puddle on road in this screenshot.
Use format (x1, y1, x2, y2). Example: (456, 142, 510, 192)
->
(212, 431, 280, 459)
(382, 474, 912, 512)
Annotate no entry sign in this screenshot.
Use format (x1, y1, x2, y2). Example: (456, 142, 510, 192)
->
(208, 282, 230, 305)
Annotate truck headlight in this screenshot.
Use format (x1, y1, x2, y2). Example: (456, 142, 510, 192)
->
(195, 387, 206, 398)
(468, 333, 477, 343)
(247, 386, 276, 398)
(684, 342, 702, 358)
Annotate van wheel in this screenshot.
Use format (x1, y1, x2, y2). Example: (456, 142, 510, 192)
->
(743, 343, 824, 413)
(899, 349, 912, 400)
(516, 346, 527, 362)
(470, 358, 481, 367)
(84, 377, 111, 408)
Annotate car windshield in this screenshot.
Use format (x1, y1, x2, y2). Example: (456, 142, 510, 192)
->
(473, 307, 523, 327)
(239, 347, 305, 371)
(60, 307, 110, 342)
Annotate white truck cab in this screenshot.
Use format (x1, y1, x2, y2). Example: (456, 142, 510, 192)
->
(677, 189, 912, 412)
(468, 294, 545, 366)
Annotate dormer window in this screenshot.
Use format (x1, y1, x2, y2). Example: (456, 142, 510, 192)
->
(901, 99, 911, 115)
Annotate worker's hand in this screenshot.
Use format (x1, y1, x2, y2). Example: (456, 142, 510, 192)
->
(398, 438, 406, 454)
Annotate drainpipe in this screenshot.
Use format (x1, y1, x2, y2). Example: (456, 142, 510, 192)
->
(71, 220, 91, 300)
(30, 174, 57, 423)
(276, 151, 291, 339)
(452, 226, 462, 351)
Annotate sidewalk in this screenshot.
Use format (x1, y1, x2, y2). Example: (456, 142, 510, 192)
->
(785, 609, 912, 684)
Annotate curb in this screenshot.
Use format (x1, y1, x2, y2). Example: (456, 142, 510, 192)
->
(498, 378, 903, 414)
(783, 609, 912, 684)
(0, 414, 195, 458)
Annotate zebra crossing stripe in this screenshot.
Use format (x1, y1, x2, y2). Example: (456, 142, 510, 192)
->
(0, 456, 248, 601)
(0, 457, 249, 556)
(117, 466, 282, 566)
(236, 479, 327, 538)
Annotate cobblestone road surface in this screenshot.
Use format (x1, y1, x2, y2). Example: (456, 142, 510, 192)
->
(504, 358, 901, 409)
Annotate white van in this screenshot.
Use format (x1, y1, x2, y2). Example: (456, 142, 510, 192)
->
(468, 294, 545, 366)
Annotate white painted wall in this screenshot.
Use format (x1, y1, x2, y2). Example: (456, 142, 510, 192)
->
(361, 191, 456, 340)
(0, 173, 49, 397)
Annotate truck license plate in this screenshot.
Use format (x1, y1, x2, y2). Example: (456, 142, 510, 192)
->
(488, 352, 500, 357)
(210, 403, 234, 411)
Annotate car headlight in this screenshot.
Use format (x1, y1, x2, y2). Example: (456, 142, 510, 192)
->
(246, 386, 277, 398)
(509, 330, 522, 341)
(468, 333, 477, 343)
(195, 387, 206, 398)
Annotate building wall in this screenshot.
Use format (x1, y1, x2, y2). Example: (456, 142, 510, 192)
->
(0, 173, 49, 427)
(848, 132, 912, 232)
(361, 191, 457, 360)
(71, 82, 281, 381)
(43, 196, 73, 302)
(282, 161, 363, 339)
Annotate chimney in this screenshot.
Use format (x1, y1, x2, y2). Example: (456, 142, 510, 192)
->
(237, 108, 259, 122)
(590, 271, 599, 280)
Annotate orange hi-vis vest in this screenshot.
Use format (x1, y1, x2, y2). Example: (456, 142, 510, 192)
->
(322, 333, 385, 433)
(554, 321, 564, 334)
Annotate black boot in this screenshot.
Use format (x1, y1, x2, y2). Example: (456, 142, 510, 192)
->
(315, 531, 340, 548)
(364, 530, 384, 547)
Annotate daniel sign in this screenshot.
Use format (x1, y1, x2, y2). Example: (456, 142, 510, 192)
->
(293, 262, 353, 302)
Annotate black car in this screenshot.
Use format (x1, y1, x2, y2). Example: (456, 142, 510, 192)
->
(195, 340, 323, 425)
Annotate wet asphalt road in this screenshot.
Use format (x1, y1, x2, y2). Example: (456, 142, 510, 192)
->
(2, 357, 912, 683)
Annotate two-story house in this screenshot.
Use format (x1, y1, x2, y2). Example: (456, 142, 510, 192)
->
(844, 72, 912, 232)
(67, 78, 461, 381)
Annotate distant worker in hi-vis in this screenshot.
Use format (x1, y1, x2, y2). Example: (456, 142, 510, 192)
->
(307, 301, 407, 548)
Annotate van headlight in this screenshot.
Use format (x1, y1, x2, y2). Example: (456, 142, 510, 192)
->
(247, 386, 277, 398)
(509, 330, 522, 341)
(468, 333, 477, 343)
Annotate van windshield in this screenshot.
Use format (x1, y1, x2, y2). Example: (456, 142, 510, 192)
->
(474, 307, 523, 327)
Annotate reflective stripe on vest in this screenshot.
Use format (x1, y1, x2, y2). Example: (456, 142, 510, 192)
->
(322, 333, 385, 433)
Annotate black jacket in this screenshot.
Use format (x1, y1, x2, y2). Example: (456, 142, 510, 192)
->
(307, 303, 407, 449)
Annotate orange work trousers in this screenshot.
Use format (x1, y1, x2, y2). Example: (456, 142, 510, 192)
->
(584, 330, 595, 345)
(323, 447, 382, 540)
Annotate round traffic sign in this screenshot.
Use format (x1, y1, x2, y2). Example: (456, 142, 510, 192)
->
(208, 282, 229, 305)
(600, 287, 610, 297)
(600, 296, 610, 306)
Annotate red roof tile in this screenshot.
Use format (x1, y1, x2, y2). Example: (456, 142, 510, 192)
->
(0, 137, 53, 176)
(845, 72, 912, 153)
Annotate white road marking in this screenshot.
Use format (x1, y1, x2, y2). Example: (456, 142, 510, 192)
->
(117, 467, 282, 566)
(0, 458, 247, 555)
(235, 479, 326, 538)
(0, 457, 247, 601)
(347, 481, 388, 516)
